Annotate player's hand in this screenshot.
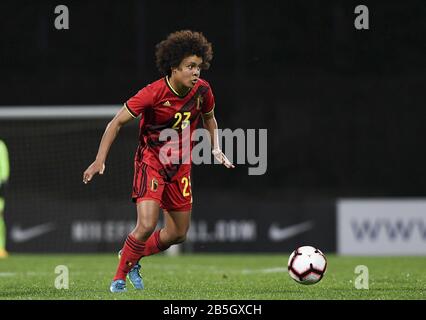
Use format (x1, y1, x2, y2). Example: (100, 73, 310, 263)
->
(212, 148, 235, 169)
(83, 161, 105, 184)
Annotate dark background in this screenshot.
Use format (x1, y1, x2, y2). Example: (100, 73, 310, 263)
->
(1, 0, 425, 198)
(0, 0, 425, 252)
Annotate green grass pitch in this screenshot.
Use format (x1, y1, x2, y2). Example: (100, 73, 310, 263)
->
(0, 253, 425, 300)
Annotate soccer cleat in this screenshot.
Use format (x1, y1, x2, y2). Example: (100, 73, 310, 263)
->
(127, 263, 144, 289)
(118, 249, 144, 290)
(109, 279, 127, 293)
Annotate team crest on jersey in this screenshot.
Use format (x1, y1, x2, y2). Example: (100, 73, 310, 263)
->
(196, 95, 203, 110)
(163, 101, 172, 107)
(151, 178, 159, 192)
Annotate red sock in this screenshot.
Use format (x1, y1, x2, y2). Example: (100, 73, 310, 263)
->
(113, 234, 145, 281)
(143, 229, 169, 257)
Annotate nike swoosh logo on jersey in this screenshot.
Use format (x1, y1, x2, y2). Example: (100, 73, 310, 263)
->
(268, 221, 314, 241)
(11, 223, 56, 242)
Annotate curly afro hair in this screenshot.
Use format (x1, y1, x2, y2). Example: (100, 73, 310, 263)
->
(155, 30, 213, 76)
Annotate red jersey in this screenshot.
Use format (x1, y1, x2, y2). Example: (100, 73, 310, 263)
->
(125, 77, 215, 181)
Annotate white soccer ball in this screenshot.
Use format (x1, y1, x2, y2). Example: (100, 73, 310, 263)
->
(287, 246, 327, 285)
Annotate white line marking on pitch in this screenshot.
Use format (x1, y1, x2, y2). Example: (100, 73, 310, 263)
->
(242, 267, 287, 274)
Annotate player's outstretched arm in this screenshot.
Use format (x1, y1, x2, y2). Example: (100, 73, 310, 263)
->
(202, 115, 235, 169)
(83, 105, 134, 184)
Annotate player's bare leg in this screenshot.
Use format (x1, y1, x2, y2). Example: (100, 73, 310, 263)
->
(160, 209, 191, 247)
(141, 209, 191, 257)
(132, 200, 161, 241)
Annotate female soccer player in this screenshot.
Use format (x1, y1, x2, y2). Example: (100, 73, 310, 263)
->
(83, 30, 233, 293)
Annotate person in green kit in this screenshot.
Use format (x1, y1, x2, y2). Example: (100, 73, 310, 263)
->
(0, 139, 10, 258)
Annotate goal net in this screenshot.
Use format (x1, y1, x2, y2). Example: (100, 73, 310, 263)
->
(0, 106, 143, 253)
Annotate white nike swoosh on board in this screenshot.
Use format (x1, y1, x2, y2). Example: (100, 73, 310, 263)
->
(268, 221, 314, 241)
(11, 223, 56, 242)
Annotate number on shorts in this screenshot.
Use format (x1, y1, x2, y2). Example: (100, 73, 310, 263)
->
(181, 176, 191, 197)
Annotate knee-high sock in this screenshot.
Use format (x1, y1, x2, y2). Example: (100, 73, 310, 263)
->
(113, 234, 145, 281)
(143, 229, 169, 257)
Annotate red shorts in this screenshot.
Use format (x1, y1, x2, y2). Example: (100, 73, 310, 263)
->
(132, 162, 192, 212)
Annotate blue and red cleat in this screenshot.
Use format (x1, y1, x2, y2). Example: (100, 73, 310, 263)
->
(110, 279, 127, 293)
